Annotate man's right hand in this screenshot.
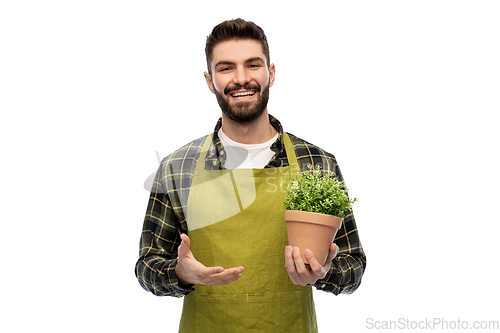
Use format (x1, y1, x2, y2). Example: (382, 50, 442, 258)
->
(175, 233, 245, 286)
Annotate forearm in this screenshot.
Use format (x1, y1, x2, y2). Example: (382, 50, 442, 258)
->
(314, 252, 366, 295)
(135, 253, 193, 297)
(314, 209, 366, 295)
(135, 166, 193, 297)
(135, 216, 194, 297)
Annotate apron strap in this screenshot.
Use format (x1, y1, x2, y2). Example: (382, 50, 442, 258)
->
(196, 134, 214, 172)
(282, 132, 300, 173)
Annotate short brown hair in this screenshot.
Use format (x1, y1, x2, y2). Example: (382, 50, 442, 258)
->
(205, 18, 270, 74)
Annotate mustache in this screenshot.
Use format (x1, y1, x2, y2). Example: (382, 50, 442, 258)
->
(224, 82, 261, 95)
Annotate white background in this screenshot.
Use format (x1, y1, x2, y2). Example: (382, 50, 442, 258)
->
(1, 1, 499, 332)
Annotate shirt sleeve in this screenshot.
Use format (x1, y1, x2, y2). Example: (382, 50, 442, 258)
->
(313, 166, 366, 295)
(313, 207, 366, 295)
(290, 134, 367, 295)
(134, 164, 194, 297)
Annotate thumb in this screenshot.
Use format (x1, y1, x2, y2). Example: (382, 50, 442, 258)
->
(325, 243, 339, 265)
(178, 233, 191, 256)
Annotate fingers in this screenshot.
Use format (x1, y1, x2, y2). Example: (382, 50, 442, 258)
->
(198, 266, 245, 286)
(285, 246, 337, 286)
(203, 265, 225, 276)
(285, 246, 308, 286)
(178, 260, 245, 286)
(307, 243, 339, 272)
(210, 266, 245, 285)
(304, 249, 322, 273)
(284, 246, 296, 284)
(176, 234, 244, 286)
(292, 247, 309, 275)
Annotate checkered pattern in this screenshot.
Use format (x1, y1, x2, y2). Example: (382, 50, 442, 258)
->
(135, 115, 366, 297)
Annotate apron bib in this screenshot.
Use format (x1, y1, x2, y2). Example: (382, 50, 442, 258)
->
(179, 133, 318, 333)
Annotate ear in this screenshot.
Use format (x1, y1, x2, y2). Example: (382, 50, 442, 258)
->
(204, 72, 215, 94)
(268, 63, 276, 88)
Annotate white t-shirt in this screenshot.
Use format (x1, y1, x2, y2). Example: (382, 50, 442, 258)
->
(218, 129, 278, 169)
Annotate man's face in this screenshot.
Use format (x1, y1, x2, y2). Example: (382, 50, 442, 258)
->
(204, 39, 275, 123)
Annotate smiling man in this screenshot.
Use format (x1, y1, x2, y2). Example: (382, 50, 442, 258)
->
(135, 18, 366, 333)
(207, 39, 273, 125)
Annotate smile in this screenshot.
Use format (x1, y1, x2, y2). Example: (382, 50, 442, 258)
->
(230, 90, 256, 99)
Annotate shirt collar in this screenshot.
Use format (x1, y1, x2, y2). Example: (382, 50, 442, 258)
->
(205, 114, 285, 169)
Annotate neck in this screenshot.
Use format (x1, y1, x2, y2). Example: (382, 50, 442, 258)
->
(221, 110, 277, 144)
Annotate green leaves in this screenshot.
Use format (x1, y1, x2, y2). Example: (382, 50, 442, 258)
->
(282, 165, 357, 218)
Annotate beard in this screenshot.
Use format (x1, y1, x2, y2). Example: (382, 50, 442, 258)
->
(214, 82, 270, 123)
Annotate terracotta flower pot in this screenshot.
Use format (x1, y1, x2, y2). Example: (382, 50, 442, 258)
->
(285, 210, 343, 266)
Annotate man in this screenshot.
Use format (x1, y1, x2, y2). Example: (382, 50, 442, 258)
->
(135, 18, 366, 332)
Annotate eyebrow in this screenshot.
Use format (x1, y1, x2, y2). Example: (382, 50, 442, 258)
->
(214, 57, 265, 68)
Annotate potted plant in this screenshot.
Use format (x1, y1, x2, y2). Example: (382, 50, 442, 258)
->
(282, 165, 357, 266)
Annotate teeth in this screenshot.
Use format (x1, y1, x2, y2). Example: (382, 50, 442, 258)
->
(231, 91, 255, 97)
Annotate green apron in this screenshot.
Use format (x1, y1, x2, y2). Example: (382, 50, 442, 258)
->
(179, 133, 318, 333)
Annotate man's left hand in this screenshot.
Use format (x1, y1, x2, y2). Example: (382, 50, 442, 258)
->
(284, 243, 339, 286)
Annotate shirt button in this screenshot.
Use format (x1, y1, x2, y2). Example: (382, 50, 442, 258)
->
(220, 150, 224, 156)
(213, 160, 217, 166)
(321, 284, 326, 289)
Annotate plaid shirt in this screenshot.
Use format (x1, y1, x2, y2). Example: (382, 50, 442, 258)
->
(135, 115, 366, 297)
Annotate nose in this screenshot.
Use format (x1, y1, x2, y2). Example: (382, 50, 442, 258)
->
(232, 66, 251, 85)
